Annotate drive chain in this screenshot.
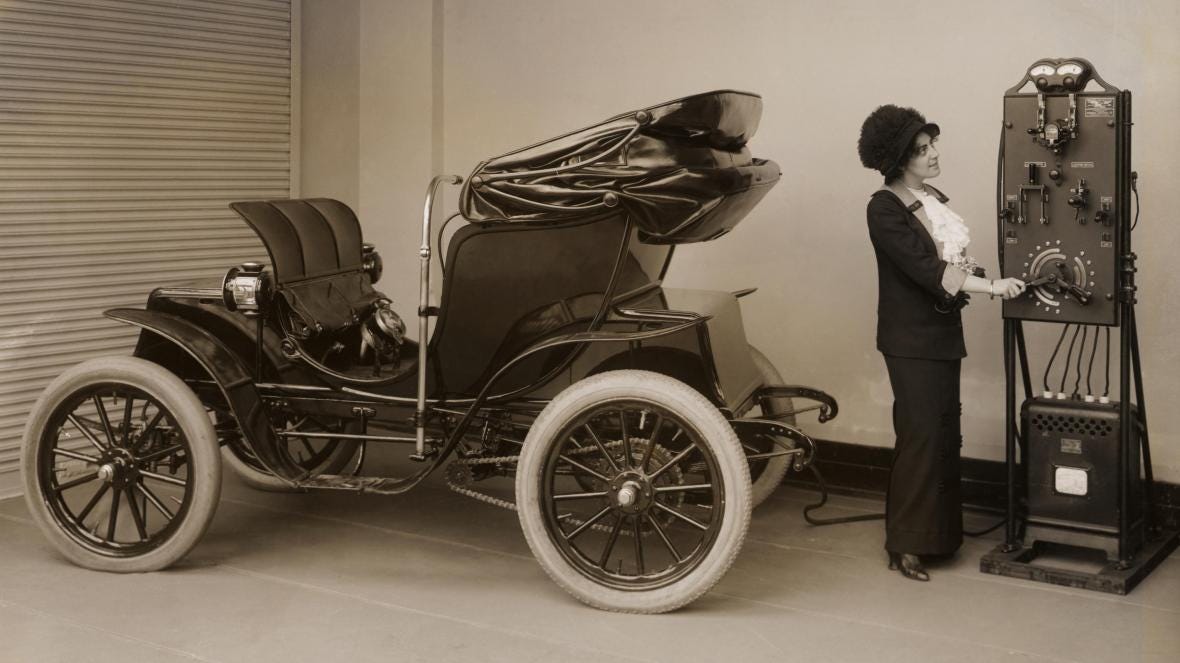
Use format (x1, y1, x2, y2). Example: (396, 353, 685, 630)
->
(444, 441, 647, 536)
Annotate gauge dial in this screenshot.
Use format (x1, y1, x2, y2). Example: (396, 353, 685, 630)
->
(1056, 63, 1084, 76)
(1030, 64, 1055, 77)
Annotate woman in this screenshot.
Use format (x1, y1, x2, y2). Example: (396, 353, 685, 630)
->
(857, 105, 1025, 581)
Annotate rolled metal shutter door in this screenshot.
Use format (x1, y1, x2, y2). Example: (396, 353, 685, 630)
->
(0, 0, 292, 496)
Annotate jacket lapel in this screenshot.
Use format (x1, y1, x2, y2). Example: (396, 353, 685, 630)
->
(880, 182, 938, 255)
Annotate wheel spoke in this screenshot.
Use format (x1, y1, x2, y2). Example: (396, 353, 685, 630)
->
(638, 413, 662, 472)
(582, 424, 619, 473)
(66, 414, 109, 454)
(649, 442, 697, 480)
(126, 488, 149, 541)
(75, 483, 110, 523)
(644, 513, 683, 562)
(52, 447, 101, 464)
(92, 395, 118, 449)
(55, 471, 99, 492)
(632, 516, 645, 575)
(652, 501, 710, 531)
(135, 483, 174, 521)
(598, 514, 624, 569)
(298, 437, 317, 458)
(106, 487, 121, 541)
(618, 410, 632, 469)
(140, 469, 187, 487)
(653, 483, 713, 493)
(552, 490, 609, 501)
(129, 409, 166, 453)
(135, 444, 184, 465)
(558, 454, 609, 483)
(119, 393, 135, 447)
(563, 506, 611, 541)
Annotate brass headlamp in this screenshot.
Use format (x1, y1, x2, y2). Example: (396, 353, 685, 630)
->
(222, 261, 272, 317)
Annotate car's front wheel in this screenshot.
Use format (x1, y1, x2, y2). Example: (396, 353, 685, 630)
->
(21, 357, 221, 572)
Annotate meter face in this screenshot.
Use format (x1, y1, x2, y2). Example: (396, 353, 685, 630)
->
(1030, 64, 1055, 77)
(1057, 63, 1084, 76)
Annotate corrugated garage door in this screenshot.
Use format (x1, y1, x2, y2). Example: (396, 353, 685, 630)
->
(0, 0, 293, 496)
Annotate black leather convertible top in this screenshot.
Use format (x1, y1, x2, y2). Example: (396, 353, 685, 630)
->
(459, 90, 780, 244)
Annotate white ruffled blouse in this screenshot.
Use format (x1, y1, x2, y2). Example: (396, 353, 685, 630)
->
(908, 185, 979, 294)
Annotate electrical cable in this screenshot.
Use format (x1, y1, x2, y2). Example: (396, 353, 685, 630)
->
(1059, 324, 1081, 393)
(1086, 323, 1100, 395)
(1073, 326, 1088, 397)
(801, 463, 1004, 537)
(801, 465, 884, 526)
(1104, 326, 1112, 397)
(1130, 172, 1140, 231)
(1043, 324, 1071, 393)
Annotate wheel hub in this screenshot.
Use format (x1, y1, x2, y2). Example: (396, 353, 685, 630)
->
(608, 472, 653, 515)
(98, 450, 136, 488)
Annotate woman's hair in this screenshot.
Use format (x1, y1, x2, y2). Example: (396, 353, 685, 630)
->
(857, 104, 938, 183)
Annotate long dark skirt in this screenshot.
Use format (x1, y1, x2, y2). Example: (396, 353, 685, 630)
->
(883, 354, 963, 556)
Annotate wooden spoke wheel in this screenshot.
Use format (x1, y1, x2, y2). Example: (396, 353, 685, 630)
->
(21, 357, 220, 572)
(517, 370, 750, 613)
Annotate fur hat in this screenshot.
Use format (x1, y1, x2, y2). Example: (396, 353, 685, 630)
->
(857, 105, 940, 177)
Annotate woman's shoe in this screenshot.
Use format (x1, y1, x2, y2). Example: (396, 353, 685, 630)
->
(887, 551, 930, 581)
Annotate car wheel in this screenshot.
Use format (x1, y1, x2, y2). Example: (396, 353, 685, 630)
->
(21, 357, 220, 572)
(739, 346, 797, 508)
(516, 370, 751, 613)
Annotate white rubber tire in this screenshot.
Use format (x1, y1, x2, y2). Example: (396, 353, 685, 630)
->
(743, 346, 797, 508)
(516, 370, 751, 613)
(21, 356, 221, 572)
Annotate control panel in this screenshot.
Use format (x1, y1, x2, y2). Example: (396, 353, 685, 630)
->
(999, 58, 1129, 326)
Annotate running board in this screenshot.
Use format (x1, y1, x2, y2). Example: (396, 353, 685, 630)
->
(297, 471, 429, 495)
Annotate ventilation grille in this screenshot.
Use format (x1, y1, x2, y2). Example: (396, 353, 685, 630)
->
(1029, 412, 1114, 437)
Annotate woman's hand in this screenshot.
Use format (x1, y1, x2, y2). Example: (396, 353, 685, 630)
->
(991, 277, 1026, 300)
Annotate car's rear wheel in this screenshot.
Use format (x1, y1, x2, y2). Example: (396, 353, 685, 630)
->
(21, 357, 220, 572)
(516, 370, 751, 613)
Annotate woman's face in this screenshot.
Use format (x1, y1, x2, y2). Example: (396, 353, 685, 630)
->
(903, 132, 940, 182)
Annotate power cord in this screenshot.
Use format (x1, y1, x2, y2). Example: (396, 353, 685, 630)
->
(801, 463, 1005, 537)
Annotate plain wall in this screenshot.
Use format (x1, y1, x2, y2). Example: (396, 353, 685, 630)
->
(301, 0, 1180, 482)
(301, 0, 436, 316)
(300, 0, 360, 207)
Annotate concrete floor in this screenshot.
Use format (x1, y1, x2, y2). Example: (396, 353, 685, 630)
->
(0, 470, 1177, 663)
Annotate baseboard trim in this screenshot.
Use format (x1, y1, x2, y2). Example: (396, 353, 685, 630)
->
(784, 439, 1180, 531)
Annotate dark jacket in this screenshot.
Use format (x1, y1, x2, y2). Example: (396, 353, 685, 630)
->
(866, 187, 967, 360)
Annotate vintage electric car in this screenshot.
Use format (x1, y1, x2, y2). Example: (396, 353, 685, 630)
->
(21, 90, 837, 613)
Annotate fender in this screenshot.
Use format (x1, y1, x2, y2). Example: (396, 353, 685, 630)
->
(105, 308, 307, 484)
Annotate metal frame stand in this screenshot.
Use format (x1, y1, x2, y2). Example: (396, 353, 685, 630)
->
(981, 310, 1179, 594)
